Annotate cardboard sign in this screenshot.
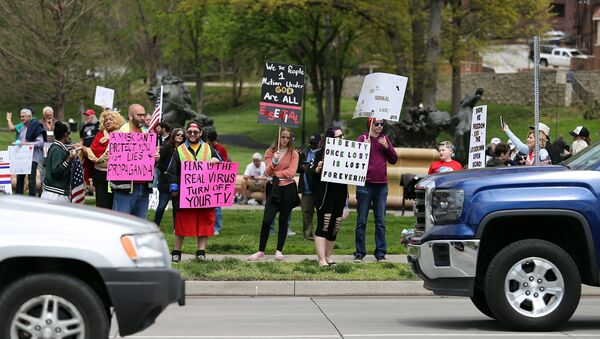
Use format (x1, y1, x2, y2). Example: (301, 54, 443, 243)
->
(107, 132, 156, 181)
(0, 151, 12, 194)
(8, 145, 34, 175)
(321, 137, 370, 186)
(258, 62, 306, 128)
(94, 86, 115, 109)
(353, 72, 408, 121)
(468, 105, 487, 169)
(180, 161, 239, 208)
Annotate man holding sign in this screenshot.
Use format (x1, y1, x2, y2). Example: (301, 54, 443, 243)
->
(110, 104, 158, 218)
(167, 122, 223, 262)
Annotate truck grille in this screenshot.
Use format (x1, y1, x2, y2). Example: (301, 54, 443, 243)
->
(414, 189, 426, 236)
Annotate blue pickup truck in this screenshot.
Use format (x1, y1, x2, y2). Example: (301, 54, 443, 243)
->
(407, 141, 600, 330)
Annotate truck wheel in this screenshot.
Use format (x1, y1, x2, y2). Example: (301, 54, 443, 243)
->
(0, 273, 109, 339)
(484, 239, 580, 331)
(470, 286, 495, 319)
(540, 59, 548, 67)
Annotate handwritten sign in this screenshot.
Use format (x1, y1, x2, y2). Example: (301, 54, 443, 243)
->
(107, 132, 156, 181)
(321, 138, 371, 186)
(353, 72, 408, 122)
(0, 151, 12, 194)
(94, 86, 115, 109)
(180, 161, 239, 208)
(468, 105, 487, 169)
(258, 61, 306, 128)
(8, 145, 34, 175)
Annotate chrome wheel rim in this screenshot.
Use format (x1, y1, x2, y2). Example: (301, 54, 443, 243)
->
(504, 256, 564, 318)
(10, 294, 85, 339)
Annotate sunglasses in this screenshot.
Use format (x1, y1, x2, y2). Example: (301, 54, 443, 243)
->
(175, 133, 184, 137)
(186, 130, 200, 135)
(373, 122, 384, 127)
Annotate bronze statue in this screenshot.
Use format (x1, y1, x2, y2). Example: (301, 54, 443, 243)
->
(146, 76, 213, 132)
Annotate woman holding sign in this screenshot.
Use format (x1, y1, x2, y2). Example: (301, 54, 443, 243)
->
(167, 122, 222, 262)
(247, 127, 300, 261)
(313, 127, 349, 267)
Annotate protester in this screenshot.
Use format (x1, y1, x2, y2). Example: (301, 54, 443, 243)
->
(485, 137, 501, 163)
(569, 126, 591, 156)
(41, 106, 57, 143)
(156, 122, 171, 147)
(207, 130, 228, 235)
(313, 127, 349, 266)
(79, 109, 99, 148)
(155, 128, 185, 228)
(110, 104, 157, 218)
(247, 127, 300, 261)
(354, 118, 398, 263)
(82, 109, 126, 209)
(168, 122, 222, 262)
(297, 133, 321, 241)
(526, 123, 560, 164)
(503, 123, 551, 165)
(41, 121, 78, 201)
(144, 113, 152, 128)
(7, 109, 47, 196)
(428, 141, 463, 174)
(241, 153, 266, 205)
(486, 143, 509, 167)
(506, 140, 525, 166)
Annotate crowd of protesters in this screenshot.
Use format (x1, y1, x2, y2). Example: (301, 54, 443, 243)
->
(4, 105, 594, 265)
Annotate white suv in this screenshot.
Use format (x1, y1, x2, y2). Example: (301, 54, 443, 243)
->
(0, 195, 184, 338)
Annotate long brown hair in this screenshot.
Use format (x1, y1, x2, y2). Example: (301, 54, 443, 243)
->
(269, 127, 295, 152)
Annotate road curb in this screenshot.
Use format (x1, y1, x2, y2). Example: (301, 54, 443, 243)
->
(185, 281, 600, 297)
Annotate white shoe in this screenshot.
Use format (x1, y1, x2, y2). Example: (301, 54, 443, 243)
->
(287, 229, 296, 236)
(248, 199, 258, 206)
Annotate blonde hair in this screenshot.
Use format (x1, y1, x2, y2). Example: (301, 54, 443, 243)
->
(270, 127, 295, 152)
(527, 131, 547, 148)
(99, 109, 125, 132)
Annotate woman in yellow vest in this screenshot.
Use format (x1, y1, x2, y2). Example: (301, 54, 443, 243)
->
(167, 122, 221, 262)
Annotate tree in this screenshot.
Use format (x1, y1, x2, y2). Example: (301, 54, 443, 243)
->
(0, 0, 104, 120)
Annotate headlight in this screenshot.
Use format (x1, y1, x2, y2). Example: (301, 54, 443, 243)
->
(432, 189, 464, 223)
(121, 232, 170, 268)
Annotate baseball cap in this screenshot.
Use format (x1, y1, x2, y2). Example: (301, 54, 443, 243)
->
(490, 137, 501, 145)
(507, 140, 516, 150)
(252, 152, 262, 160)
(309, 133, 321, 144)
(529, 123, 550, 140)
(569, 126, 590, 138)
(84, 109, 96, 116)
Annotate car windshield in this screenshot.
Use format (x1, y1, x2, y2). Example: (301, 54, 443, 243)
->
(571, 50, 582, 56)
(563, 141, 600, 170)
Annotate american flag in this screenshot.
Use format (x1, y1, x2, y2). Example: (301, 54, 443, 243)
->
(70, 157, 85, 204)
(148, 85, 163, 132)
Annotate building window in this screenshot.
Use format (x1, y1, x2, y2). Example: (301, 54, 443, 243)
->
(551, 3, 565, 17)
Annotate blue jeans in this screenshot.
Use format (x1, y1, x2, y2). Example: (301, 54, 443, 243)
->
(355, 182, 388, 258)
(112, 184, 150, 219)
(215, 207, 222, 233)
(153, 190, 171, 226)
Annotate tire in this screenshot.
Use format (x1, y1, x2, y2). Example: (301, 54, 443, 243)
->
(484, 239, 580, 331)
(540, 59, 548, 67)
(470, 286, 495, 319)
(0, 273, 109, 339)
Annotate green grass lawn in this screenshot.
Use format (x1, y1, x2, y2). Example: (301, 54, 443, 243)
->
(175, 258, 415, 281)
(147, 208, 414, 256)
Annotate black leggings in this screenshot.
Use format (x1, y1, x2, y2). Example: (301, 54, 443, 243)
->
(258, 183, 298, 252)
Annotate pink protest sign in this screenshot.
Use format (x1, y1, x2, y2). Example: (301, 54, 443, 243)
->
(180, 161, 239, 209)
(107, 132, 157, 181)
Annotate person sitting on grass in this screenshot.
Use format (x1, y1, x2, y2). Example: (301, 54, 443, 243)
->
(241, 153, 266, 205)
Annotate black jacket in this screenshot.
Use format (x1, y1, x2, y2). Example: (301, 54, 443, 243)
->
(297, 147, 320, 194)
(157, 143, 176, 192)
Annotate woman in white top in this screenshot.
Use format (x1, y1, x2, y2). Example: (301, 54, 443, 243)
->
(569, 126, 591, 156)
(502, 123, 550, 166)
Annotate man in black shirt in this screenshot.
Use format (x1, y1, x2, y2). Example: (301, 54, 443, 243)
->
(80, 109, 99, 147)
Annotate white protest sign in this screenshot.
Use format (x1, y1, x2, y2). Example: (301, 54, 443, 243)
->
(8, 145, 34, 175)
(468, 105, 487, 169)
(321, 137, 370, 186)
(94, 86, 115, 109)
(0, 151, 12, 194)
(353, 72, 408, 121)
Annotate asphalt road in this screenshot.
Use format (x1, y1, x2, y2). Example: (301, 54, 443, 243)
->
(116, 296, 600, 339)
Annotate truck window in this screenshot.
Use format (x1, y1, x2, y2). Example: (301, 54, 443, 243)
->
(563, 141, 600, 170)
(562, 52, 569, 57)
(553, 50, 560, 55)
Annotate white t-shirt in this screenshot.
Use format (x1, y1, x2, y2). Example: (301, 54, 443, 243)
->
(244, 162, 266, 184)
(571, 140, 588, 156)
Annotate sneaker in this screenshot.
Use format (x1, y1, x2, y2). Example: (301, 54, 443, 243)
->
(247, 251, 265, 261)
(287, 229, 296, 236)
(275, 251, 285, 261)
(214, 231, 220, 236)
(195, 250, 206, 261)
(353, 255, 363, 263)
(171, 250, 181, 263)
(376, 256, 388, 262)
(248, 198, 258, 206)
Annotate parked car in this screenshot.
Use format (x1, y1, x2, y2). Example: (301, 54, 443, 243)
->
(0, 195, 184, 338)
(539, 47, 587, 67)
(407, 141, 600, 330)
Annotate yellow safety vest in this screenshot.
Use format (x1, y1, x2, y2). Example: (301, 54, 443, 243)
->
(177, 142, 211, 162)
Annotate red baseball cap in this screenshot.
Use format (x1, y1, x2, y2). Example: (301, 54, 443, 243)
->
(84, 109, 96, 116)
